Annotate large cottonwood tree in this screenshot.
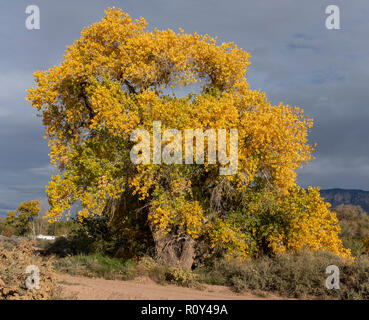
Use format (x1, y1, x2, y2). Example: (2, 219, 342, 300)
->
(27, 8, 350, 267)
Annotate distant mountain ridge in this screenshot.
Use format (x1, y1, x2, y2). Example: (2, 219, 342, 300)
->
(320, 188, 369, 214)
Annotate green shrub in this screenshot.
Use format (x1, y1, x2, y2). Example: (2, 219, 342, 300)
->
(44, 216, 133, 258)
(340, 256, 369, 299)
(205, 250, 346, 298)
(165, 267, 198, 287)
(334, 204, 369, 256)
(147, 265, 168, 285)
(341, 237, 366, 257)
(53, 254, 137, 280)
(201, 250, 369, 299)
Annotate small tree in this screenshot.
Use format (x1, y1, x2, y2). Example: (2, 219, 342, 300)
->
(5, 211, 17, 225)
(4, 201, 40, 237)
(17, 200, 40, 238)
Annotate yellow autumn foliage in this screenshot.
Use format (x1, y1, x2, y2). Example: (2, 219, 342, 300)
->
(26, 8, 349, 260)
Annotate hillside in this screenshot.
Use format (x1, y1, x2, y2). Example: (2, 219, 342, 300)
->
(320, 189, 369, 213)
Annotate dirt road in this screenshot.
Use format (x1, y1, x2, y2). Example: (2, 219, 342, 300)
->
(58, 273, 284, 300)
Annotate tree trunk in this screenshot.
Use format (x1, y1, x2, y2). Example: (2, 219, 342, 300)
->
(32, 220, 36, 240)
(103, 195, 196, 269)
(153, 232, 179, 267)
(179, 236, 196, 269)
(152, 230, 196, 269)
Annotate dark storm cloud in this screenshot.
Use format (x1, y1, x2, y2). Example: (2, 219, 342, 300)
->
(0, 0, 368, 216)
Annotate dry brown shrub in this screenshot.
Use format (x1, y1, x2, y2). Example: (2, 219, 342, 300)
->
(0, 240, 57, 300)
(136, 256, 159, 274)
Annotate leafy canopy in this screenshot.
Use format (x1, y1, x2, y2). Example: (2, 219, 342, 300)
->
(27, 8, 349, 259)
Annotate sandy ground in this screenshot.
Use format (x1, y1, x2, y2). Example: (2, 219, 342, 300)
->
(58, 273, 285, 300)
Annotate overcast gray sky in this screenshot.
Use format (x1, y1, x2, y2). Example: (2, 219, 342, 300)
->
(0, 0, 368, 216)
